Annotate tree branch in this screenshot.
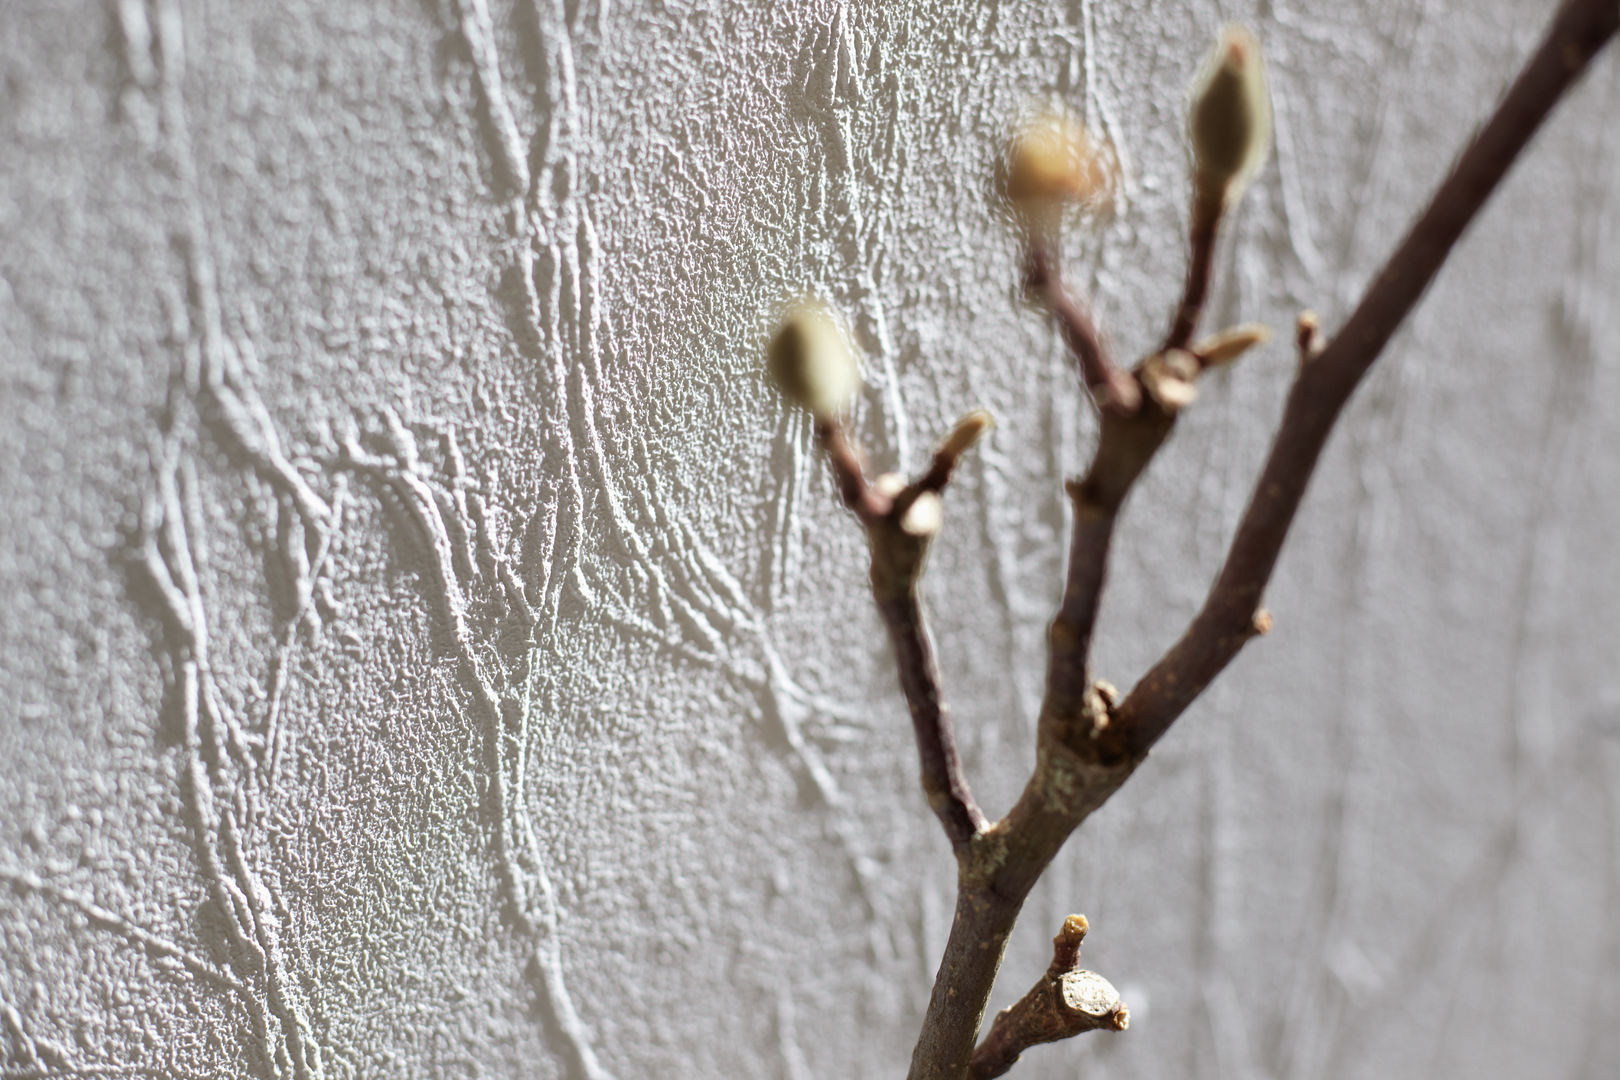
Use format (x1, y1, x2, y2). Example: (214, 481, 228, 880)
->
(1026, 247, 1142, 415)
(1102, 0, 1620, 761)
(813, 415, 990, 851)
(1164, 190, 1223, 351)
(780, 4, 1615, 1077)
(969, 915, 1128, 1079)
(904, 3, 1616, 1076)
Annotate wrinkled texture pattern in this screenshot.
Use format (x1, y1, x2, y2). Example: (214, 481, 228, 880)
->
(2, 1, 1618, 1078)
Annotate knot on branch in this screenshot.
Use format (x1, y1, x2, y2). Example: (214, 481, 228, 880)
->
(969, 915, 1128, 1079)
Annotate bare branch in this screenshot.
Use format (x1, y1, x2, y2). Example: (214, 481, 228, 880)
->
(811, 416, 988, 851)
(1104, 0, 1620, 761)
(814, 417, 882, 523)
(1164, 190, 1223, 351)
(1025, 247, 1142, 415)
(969, 915, 1128, 1079)
(902, 4, 1617, 1077)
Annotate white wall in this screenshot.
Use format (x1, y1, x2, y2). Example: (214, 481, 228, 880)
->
(3, 1, 1618, 1077)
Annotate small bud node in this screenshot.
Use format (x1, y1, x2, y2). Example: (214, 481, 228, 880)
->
(1296, 310, 1324, 360)
(1058, 914, 1090, 946)
(1141, 350, 1201, 410)
(899, 491, 944, 537)
(873, 472, 908, 500)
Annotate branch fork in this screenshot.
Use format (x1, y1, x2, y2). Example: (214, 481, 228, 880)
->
(811, 409, 996, 852)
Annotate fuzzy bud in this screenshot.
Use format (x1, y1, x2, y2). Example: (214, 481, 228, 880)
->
(1005, 113, 1114, 234)
(767, 301, 860, 418)
(1188, 26, 1271, 205)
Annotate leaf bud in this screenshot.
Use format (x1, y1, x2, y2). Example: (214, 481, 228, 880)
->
(1188, 26, 1271, 205)
(767, 301, 860, 418)
(1005, 113, 1114, 234)
(938, 409, 994, 462)
(1192, 322, 1272, 367)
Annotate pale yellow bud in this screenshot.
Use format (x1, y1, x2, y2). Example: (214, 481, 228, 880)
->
(1188, 26, 1271, 205)
(767, 301, 860, 418)
(1005, 113, 1113, 227)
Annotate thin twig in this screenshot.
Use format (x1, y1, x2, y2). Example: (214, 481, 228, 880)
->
(812, 416, 988, 851)
(1164, 190, 1223, 351)
(873, 582, 987, 847)
(1104, 0, 1620, 761)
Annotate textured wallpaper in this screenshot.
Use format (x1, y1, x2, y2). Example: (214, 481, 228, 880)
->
(2, 1, 1618, 1077)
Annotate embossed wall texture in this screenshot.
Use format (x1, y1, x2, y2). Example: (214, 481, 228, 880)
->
(2, 0, 1618, 1077)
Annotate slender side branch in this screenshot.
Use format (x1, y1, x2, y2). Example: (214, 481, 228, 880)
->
(812, 415, 990, 851)
(1165, 190, 1223, 351)
(1105, 0, 1620, 761)
(969, 916, 1128, 1079)
(1026, 248, 1142, 415)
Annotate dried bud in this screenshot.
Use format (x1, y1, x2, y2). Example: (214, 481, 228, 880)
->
(939, 409, 994, 461)
(1140, 349, 1200, 411)
(1005, 113, 1114, 231)
(1188, 26, 1271, 205)
(1193, 322, 1272, 368)
(767, 301, 860, 418)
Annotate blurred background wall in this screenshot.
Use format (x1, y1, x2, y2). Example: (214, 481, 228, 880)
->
(3, 1, 1618, 1077)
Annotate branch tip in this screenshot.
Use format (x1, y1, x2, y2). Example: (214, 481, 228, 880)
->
(942, 409, 995, 460)
(917, 409, 996, 494)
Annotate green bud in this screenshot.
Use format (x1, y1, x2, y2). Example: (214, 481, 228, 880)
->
(1188, 26, 1271, 205)
(767, 301, 860, 418)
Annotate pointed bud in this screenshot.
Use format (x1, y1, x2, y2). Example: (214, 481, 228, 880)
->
(1193, 322, 1272, 367)
(1188, 26, 1271, 206)
(767, 301, 860, 418)
(1005, 113, 1115, 234)
(939, 409, 994, 462)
